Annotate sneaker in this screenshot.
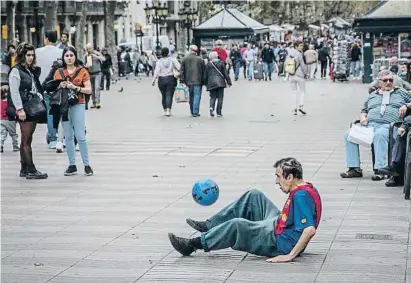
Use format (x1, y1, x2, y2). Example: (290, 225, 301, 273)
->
(26, 170, 48, 180)
(75, 144, 80, 151)
(48, 140, 57, 149)
(90, 104, 97, 109)
(168, 233, 196, 256)
(1, 146, 3, 153)
(217, 114, 223, 117)
(84, 166, 94, 176)
(13, 146, 20, 152)
(186, 218, 208, 232)
(56, 141, 64, 153)
(64, 165, 78, 176)
(209, 108, 215, 117)
(298, 106, 307, 115)
(340, 168, 363, 178)
(293, 109, 297, 116)
(96, 103, 101, 109)
(165, 109, 171, 116)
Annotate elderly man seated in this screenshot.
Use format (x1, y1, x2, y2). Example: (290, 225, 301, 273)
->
(379, 116, 411, 187)
(341, 70, 411, 180)
(368, 67, 411, 93)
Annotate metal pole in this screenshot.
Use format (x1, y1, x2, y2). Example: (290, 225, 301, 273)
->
(187, 25, 190, 47)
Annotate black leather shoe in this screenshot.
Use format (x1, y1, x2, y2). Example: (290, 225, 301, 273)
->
(385, 177, 404, 187)
(26, 170, 48, 180)
(186, 218, 208, 232)
(168, 233, 196, 256)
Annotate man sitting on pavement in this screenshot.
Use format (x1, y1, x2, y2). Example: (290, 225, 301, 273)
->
(341, 70, 411, 180)
(379, 116, 411, 187)
(168, 157, 322, 263)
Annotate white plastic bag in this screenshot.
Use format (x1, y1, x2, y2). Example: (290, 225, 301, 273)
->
(347, 124, 374, 147)
(109, 68, 114, 76)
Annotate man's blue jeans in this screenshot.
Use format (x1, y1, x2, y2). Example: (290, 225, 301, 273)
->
(233, 61, 241, 80)
(188, 85, 202, 115)
(62, 104, 90, 166)
(44, 93, 57, 142)
(246, 61, 254, 80)
(263, 62, 274, 79)
(344, 122, 389, 170)
(200, 189, 282, 257)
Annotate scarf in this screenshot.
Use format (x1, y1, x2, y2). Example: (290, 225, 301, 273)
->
(380, 91, 391, 116)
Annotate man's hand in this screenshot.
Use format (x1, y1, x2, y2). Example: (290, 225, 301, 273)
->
(399, 105, 408, 117)
(398, 128, 406, 137)
(266, 255, 292, 263)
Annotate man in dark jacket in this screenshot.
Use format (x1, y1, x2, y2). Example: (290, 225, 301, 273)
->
(277, 44, 288, 77)
(317, 45, 331, 79)
(229, 44, 242, 81)
(180, 45, 206, 117)
(261, 42, 275, 81)
(100, 48, 113, 91)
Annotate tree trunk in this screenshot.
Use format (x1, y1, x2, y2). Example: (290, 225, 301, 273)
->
(44, 0, 58, 32)
(6, 1, 17, 44)
(76, 0, 88, 60)
(104, 0, 118, 80)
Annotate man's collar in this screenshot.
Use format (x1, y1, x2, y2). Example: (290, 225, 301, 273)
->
(376, 87, 398, 95)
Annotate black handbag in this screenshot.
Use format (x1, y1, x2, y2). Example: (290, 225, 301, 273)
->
(23, 93, 46, 118)
(6, 96, 17, 120)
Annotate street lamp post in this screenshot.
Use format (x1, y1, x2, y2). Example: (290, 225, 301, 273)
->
(178, 7, 198, 48)
(144, 0, 168, 54)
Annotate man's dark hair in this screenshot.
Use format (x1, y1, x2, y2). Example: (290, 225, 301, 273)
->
(7, 44, 15, 52)
(61, 32, 69, 38)
(274, 157, 303, 179)
(45, 30, 58, 43)
(161, 47, 169, 57)
(293, 41, 303, 48)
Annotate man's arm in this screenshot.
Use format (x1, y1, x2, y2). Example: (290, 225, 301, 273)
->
(94, 51, 106, 62)
(266, 226, 316, 263)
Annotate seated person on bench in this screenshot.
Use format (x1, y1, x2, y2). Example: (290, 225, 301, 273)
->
(379, 116, 411, 187)
(341, 70, 411, 180)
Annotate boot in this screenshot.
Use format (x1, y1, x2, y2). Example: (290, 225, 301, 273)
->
(26, 165, 48, 180)
(186, 218, 209, 232)
(168, 233, 202, 256)
(20, 161, 27, 178)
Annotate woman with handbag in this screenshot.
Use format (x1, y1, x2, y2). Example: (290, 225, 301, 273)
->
(53, 46, 94, 176)
(204, 51, 232, 117)
(152, 47, 181, 116)
(8, 43, 48, 179)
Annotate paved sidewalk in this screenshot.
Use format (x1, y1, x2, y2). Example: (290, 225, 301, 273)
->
(1, 77, 410, 283)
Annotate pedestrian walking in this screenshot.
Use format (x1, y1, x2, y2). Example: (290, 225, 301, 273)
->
(204, 51, 231, 117)
(180, 45, 205, 117)
(289, 41, 308, 115)
(152, 47, 180, 116)
(100, 48, 113, 91)
(84, 43, 105, 109)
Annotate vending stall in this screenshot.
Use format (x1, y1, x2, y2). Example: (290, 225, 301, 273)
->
(353, 0, 411, 83)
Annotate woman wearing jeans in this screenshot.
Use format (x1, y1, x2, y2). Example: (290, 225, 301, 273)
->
(9, 43, 48, 179)
(152, 47, 180, 116)
(204, 51, 232, 117)
(54, 46, 93, 176)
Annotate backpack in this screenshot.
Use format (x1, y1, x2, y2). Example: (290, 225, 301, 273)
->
(42, 58, 63, 92)
(284, 57, 297, 75)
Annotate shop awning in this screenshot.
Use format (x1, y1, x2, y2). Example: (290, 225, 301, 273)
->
(193, 8, 269, 39)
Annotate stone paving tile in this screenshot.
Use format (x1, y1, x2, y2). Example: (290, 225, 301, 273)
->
(1, 78, 410, 282)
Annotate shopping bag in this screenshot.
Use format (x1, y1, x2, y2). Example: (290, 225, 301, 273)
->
(347, 124, 374, 147)
(174, 84, 189, 103)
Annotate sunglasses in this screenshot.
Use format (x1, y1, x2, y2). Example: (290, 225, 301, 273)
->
(380, 78, 393, 83)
